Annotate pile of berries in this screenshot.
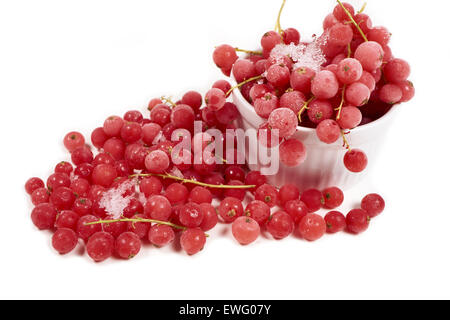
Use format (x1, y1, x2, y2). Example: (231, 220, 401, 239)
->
(25, 137, 385, 262)
(212, 0, 415, 171)
(24, 0, 398, 263)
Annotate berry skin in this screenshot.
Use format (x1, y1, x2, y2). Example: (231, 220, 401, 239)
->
(25, 177, 45, 195)
(72, 197, 93, 216)
(139, 177, 163, 197)
(199, 203, 218, 232)
(266, 64, 290, 87)
(316, 119, 341, 144)
(322, 187, 345, 209)
(298, 213, 326, 241)
(291, 67, 315, 93)
(91, 127, 109, 149)
(337, 106, 362, 129)
(311, 70, 339, 99)
(324, 211, 346, 234)
(189, 186, 213, 204)
(279, 139, 307, 167)
(52, 228, 78, 255)
(244, 171, 267, 193)
(148, 224, 175, 247)
(103, 116, 124, 137)
(71, 145, 94, 166)
(123, 110, 143, 123)
(344, 149, 368, 173)
(398, 81, 415, 103)
(103, 219, 128, 238)
(46, 173, 70, 192)
(300, 189, 325, 213)
(63, 131, 85, 152)
(50, 187, 75, 210)
(179, 203, 204, 228)
(145, 150, 170, 174)
(361, 194, 385, 218)
(181, 91, 203, 111)
(76, 215, 101, 241)
(91, 164, 118, 188)
(284, 199, 309, 224)
(144, 195, 172, 221)
(213, 44, 238, 70)
(120, 121, 142, 143)
(279, 184, 300, 206)
(379, 84, 403, 104)
(165, 183, 189, 206)
(115, 232, 141, 259)
(180, 228, 206, 255)
(354, 41, 384, 72)
(55, 210, 79, 230)
(346, 209, 370, 234)
(333, 2, 355, 21)
(261, 31, 282, 52)
(55, 161, 73, 176)
(218, 197, 244, 223)
(346, 82, 370, 107)
(245, 200, 271, 226)
(266, 211, 295, 240)
(255, 184, 279, 208)
(268, 108, 298, 138)
(336, 58, 363, 84)
(31, 203, 57, 230)
(127, 214, 150, 239)
(31, 187, 50, 205)
(254, 93, 279, 119)
(232, 217, 260, 245)
(86, 231, 115, 262)
(283, 27, 300, 45)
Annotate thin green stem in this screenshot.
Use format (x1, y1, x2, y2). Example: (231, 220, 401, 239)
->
(341, 130, 351, 151)
(298, 96, 315, 123)
(337, 0, 368, 42)
(235, 48, 263, 56)
(130, 173, 255, 189)
(226, 75, 263, 97)
(160, 96, 177, 108)
(275, 0, 287, 38)
(335, 85, 347, 120)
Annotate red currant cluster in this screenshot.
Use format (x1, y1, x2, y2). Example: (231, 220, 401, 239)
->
(24, 0, 396, 263)
(213, 0, 415, 171)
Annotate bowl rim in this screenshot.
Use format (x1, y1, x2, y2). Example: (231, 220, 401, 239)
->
(230, 75, 400, 134)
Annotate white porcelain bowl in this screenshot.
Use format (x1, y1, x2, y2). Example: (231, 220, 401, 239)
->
(231, 79, 400, 191)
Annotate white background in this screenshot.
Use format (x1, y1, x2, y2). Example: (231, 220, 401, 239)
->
(1, 0, 449, 300)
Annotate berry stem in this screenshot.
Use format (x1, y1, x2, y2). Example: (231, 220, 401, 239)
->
(298, 96, 315, 123)
(347, 43, 352, 58)
(234, 47, 263, 56)
(336, 0, 368, 42)
(226, 75, 263, 97)
(341, 130, 351, 151)
(129, 173, 256, 189)
(335, 84, 347, 120)
(160, 96, 177, 108)
(358, 2, 367, 14)
(275, 0, 287, 38)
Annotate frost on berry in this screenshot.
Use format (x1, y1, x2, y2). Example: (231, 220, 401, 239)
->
(99, 179, 136, 219)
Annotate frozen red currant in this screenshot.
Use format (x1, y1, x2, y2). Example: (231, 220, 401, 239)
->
(148, 224, 175, 247)
(300, 189, 325, 213)
(298, 213, 326, 241)
(180, 228, 206, 255)
(255, 184, 279, 208)
(361, 194, 385, 218)
(284, 199, 309, 224)
(324, 211, 346, 234)
(266, 211, 294, 240)
(31, 203, 57, 230)
(115, 232, 141, 259)
(86, 231, 115, 262)
(232, 217, 260, 245)
(322, 187, 344, 209)
(346, 209, 370, 234)
(63, 131, 85, 152)
(218, 197, 244, 223)
(52, 228, 78, 255)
